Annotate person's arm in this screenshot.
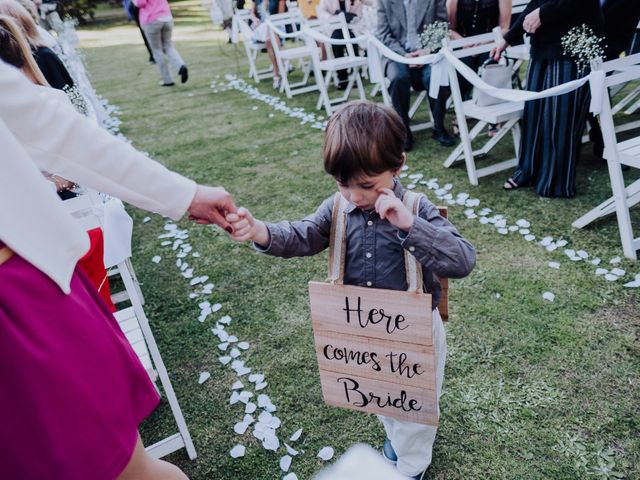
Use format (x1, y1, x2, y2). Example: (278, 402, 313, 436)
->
(34, 48, 74, 90)
(435, 0, 448, 22)
(538, 0, 580, 26)
(401, 198, 476, 279)
(376, 0, 407, 54)
(227, 196, 334, 257)
(499, 0, 512, 34)
(0, 61, 233, 225)
(447, 0, 463, 40)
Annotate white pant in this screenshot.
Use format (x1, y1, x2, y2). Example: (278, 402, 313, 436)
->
(378, 309, 447, 477)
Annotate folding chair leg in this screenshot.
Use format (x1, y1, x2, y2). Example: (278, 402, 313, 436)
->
(119, 264, 197, 460)
(355, 69, 366, 100)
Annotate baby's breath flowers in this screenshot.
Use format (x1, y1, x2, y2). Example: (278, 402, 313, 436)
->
(63, 84, 89, 117)
(561, 24, 606, 75)
(419, 21, 449, 53)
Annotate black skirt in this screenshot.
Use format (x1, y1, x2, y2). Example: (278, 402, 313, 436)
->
(512, 57, 590, 198)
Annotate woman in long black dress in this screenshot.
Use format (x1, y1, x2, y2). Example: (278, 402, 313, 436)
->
(492, 0, 604, 198)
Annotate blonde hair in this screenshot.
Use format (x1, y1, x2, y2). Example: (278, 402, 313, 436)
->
(14, 0, 38, 23)
(0, 14, 48, 85)
(0, 0, 42, 46)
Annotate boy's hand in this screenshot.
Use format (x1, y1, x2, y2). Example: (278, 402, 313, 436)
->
(375, 188, 414, 232)
(225, 207, 270, 246)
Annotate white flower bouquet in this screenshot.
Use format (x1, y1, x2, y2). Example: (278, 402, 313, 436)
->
(561, 24, 606, 75)
(419, 21, 449, 53)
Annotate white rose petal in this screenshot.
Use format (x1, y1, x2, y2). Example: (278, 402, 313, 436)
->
(255, 382, 268, 391)
(249, 373, 265, 383)
(289, 428, 303, 441)
(591, 258, 601, 265)
(142, 216, 151, 223)
(198, 372, 210, 384)
(577, 250, 589, 259)
(285, 443, 299, 456)
(245, 402, 257, 414)
(595, 268, 608, 276)
(604, 274, 618, 282)
(524, 234, 536, 241)
(548, 262, 560, 269)
(234, 421, 249, 435)
(280, 455, 292, 472)
(230, 391, 241, 405)
(317, 446, 334, 461)
(230, 445, 245, 458)
(232, 380, 244, 390)
(152, 256, 161, 264)
(611, 268, 625, 277)
(610, 256, 621, 265)
(218, 342, 229, 351)
(542, 292, 555, 302)
(238, 342, 250, 350)
(283, 474, 298, 480)
(219, 356, 232, 365)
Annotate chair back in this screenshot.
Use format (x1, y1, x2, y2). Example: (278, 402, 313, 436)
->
(591, 53, 640, 158)
(512, 0, 530, 15)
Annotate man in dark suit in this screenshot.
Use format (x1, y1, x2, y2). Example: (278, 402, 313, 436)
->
(376, 0, 454, 150)
(589, 0, 640, 157)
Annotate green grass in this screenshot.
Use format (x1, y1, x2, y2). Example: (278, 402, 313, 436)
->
(79, 3, 639, 478)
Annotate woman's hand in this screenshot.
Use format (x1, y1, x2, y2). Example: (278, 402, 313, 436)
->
(225, 207, 270, 246)
(375, 189, 414, 232)
(490, 39, 508, 61)
(523, 7, 541, 34)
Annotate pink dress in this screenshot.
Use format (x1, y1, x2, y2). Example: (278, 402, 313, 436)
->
(0, 244, 160, 479)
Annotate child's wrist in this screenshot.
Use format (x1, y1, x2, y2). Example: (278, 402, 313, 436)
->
(253, 221, 270, 247)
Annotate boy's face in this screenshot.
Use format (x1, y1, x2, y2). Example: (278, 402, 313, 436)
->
(337, 169, 399, 211)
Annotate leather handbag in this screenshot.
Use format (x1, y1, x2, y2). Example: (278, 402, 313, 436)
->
(473, 58, 513, 107)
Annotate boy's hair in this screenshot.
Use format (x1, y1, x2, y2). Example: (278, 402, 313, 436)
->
(323, 100, 406, 184)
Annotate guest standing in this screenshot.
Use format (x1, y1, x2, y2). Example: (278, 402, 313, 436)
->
(376, 0, 455, 151)
(492, 0, 604, 198)
(134, 0, 188, 86)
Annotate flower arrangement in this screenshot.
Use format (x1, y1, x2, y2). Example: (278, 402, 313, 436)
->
(561, 24, 606, 75)
(419, 21, 449, 53)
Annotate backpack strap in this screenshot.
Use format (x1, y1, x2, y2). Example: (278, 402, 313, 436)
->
(328, 192, 349, 284)
(402, 190, 425, 294)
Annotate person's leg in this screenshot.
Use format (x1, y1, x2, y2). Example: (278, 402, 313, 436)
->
(130, 5, 154, 62)
(416, 65, 454, 145)
(117, 434, 188, 480)
(387, 61, 412, 135)
(331, 29, 348, 86)
(161, 21, 188, 83)
(378, 310, 447, 478)
(142, 21, 173, 84)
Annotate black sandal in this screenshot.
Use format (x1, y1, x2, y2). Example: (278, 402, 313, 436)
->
(503, 178, 519, 190)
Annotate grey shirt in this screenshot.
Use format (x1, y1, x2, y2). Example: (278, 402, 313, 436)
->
(255, 179, 476, 310)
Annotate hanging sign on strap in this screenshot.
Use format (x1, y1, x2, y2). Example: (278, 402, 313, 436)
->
(308, 191, 439, 426)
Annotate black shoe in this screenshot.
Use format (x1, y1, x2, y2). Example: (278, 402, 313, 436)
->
(404, 133, 414, 152)
(432, 129, 455, 147)
(149, 57, 155, 64)
(336, 81, 348, 90)
(159, 81, 175, 87)
(179, 65, 189, 84)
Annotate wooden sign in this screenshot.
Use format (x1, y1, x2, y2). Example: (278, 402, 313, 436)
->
(309, 281, 438, 426)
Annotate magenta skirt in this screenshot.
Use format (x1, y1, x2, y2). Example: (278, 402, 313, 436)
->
(0, 249, 160, 479)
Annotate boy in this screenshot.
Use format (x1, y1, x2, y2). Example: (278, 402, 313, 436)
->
(227, 101, 475, 478)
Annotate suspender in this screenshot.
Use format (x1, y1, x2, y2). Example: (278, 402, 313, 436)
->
(327, 190, 425, 294)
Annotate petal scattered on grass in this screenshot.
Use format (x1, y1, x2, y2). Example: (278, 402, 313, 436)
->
(317, 446, 334, 461)
(230, 445, 245, 458)
(289, 428, 303, 442)
(198, 372, 210, 384)
(280, 455, 292, 472)
(542, 292, 555, 302)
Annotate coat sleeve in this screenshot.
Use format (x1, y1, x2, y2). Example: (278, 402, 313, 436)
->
(376, 0, 407, 55)
(255, 196, 334, 257)
(0, 62, 196, 220)
(399, 197, 476, 279)
(539, 0, 582, 26)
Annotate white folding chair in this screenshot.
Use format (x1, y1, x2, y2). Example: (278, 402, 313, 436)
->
(511, 0, 530, 16)
(233, 9, 274, 82)
(442, 30, 523, 186)
(267, 13, 319, 97)
(63, 190, 197, 459)
(303, 13, 367, 115)
(366, 38, 437, 133)
(573, 54, 640, 260)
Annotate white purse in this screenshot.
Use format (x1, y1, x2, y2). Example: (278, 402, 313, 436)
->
(473, 59, 513, 107)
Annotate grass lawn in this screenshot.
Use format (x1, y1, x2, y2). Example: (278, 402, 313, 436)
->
(79, 3, 639, 478)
